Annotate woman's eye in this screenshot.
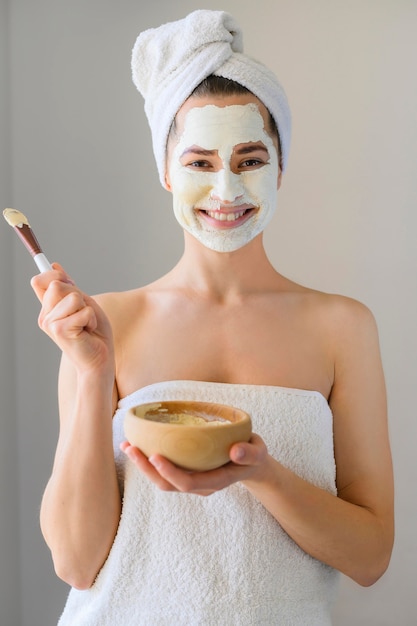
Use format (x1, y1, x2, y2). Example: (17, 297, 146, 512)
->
(187, 160, 211, 169)
(240, 158, 264, 169)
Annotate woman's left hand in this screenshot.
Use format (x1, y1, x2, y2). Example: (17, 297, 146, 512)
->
(120, 434, 269, 495)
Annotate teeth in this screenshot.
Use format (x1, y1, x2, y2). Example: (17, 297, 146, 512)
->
(206, 210, 247, 222)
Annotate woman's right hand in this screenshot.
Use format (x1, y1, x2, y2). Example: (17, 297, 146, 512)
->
(31, 262, 114, 375)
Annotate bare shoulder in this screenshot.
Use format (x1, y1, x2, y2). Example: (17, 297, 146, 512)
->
(91, 286, 151, 335)
(93, 287, 145, 314)
(317, 291, 377, 329)
(317, 291, 380, 350)
(284, 281, 383, 385)
(313, 291, 386, 418)
(91, 277, 175, 338)
(291, 281, 379, 340)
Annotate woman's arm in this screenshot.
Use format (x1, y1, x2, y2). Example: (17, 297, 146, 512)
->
(243, 299, 393, 586)
(32, 265, 121, 589)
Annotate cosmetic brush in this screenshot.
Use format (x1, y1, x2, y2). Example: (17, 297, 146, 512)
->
(3, 208, 53, 272)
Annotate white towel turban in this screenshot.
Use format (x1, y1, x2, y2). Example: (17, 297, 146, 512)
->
(131, 9, 291, 187)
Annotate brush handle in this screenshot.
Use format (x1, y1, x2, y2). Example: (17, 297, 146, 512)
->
(11, 223, 52, 273)
(34, 253, 53, 273)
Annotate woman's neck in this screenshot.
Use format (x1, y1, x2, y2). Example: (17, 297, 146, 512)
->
(165, 233, 286, 302)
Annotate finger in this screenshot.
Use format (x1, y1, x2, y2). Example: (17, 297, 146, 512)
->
(45, 306, 98, 343)
(229, 433, 268, 466)
(44, 287, 106, 335)
(31, 264, 75, 303)
(51, 262, 71, 275)
(120, 443, 178, 492)
(39, 289, 87, 330)
(148, 454, 242, 495)
(39, 290, 98, 346)
(33, 280, 79, 322)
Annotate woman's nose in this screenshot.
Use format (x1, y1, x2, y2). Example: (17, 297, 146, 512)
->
(210, 167, 244, 203)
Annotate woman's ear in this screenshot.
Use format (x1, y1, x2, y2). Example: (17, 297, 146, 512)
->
(277, 167, 283, 190)
(164, 171, 172, 192)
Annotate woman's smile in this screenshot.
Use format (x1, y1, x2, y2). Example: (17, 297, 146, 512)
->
(198, 206, 256, 228)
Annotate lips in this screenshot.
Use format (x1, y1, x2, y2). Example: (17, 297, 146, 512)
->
(198, 207, 255, 227)
(206, 209, 247, 221)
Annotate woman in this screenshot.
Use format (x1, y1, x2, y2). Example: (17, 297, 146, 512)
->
(31, 10, 393, 625)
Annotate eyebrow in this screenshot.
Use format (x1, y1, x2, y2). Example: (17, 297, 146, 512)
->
(180, 143, 269, 158)
(235, 143, 269, 155)
(180, 147, 217, 158)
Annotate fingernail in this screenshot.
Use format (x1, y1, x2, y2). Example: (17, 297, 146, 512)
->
(149, 456, 161, 469)
(121, 443, 132, 458)
(234, 447, 245, 461)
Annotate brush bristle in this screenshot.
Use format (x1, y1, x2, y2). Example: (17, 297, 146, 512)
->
(3, 208, 30, 228)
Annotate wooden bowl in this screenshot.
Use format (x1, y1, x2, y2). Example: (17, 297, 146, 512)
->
(124, 400, 252, 471)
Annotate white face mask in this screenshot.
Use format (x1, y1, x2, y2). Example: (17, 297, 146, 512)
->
(167, 103, 279, 252)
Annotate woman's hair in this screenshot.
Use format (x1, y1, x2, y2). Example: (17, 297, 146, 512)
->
(191, 75, 253, 98)
(170, 75, 282, 168)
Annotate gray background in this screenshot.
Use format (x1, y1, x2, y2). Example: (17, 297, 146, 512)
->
(1, 1, 416, 624)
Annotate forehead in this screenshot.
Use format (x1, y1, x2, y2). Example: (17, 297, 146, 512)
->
(177, 103, 269, 150)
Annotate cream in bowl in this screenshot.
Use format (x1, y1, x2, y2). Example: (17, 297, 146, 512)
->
(124, 400, 252, 471)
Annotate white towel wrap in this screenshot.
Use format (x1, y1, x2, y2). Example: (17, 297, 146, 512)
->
(57, 380, 339, 625)
(131, 10, 291, 187)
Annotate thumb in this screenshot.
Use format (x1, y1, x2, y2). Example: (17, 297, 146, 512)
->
(51, 262, 75, 285)
(229, 433, 267, 466)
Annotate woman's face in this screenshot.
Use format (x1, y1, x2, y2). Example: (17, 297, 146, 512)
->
(165, 94, 282, 253)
